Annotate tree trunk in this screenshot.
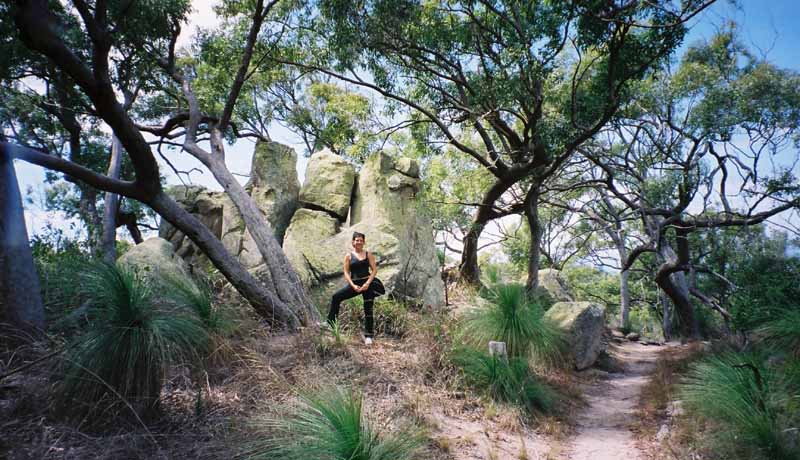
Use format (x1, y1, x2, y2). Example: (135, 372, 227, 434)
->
(459, 221, 484, 285)
(0, 154, 45, 334)
(659, 290, 672, 341)
(524, 186, 542, 293)
(655, 247, 697, 338)
(182, 144, 318, 323)
(100, 135, 123, 263)
(149, 192, 305, 328)
(617, 240, 631, 328)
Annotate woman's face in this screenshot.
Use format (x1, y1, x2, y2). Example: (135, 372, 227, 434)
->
(352, 236, 365, 251)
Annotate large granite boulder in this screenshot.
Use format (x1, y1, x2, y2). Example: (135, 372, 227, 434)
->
(159, 186, 228, 269)
(119, 237, 193, 282)
(284, 152, 445, 307)
(299, 149, 356, 221)
(535, 269, 574, 306)
(544, 301, 606, 370)
(246, 140, 301, 242)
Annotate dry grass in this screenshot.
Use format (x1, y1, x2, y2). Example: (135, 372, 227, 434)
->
(2, 292, 588, 460)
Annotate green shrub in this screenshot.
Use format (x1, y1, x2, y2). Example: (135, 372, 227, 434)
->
(340, 297, 411, 338)
(161, 273, 232, 335)
(679, 352, 799, 460)
(58, 263, 208, 417)
(758, 309, 800, 357)
(248, 386, 424, 460)
(452, 347, 555, 415)
(461, 283, 565, 365)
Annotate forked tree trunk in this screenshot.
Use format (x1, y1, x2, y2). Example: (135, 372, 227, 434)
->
(149, 192, 306, 327)
(0, 154, 45, 334)
(179, 142, 317, 323)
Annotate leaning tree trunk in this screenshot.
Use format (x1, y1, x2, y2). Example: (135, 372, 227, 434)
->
(0, 154, 45, 335)
(524, 186, 542, 293)
(619, 265, 631, 327)
(184, 134, 317, 323)
(659, 290, 673, 341)
(100, 135, 123, 263)
(149, 192, 305, 327)
(459, 221, 485, 285)
(655, 248, 698, 338)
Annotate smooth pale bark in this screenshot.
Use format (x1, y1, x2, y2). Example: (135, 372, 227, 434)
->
(100, 135, 123, 263)
(149, 192, 303, 327)
(180, 143, 317, 323)
(0, 155, 45, 334)
(524, 186, 542, 293)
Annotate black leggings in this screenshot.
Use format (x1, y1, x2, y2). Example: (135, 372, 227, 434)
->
(328, 281, 377, 338)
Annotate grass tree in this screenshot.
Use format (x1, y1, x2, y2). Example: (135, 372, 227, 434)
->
(59, 263, 208, 418)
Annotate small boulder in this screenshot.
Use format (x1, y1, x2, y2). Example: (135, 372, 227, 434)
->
(118, 237, 193, 282)
(625, 332, 640, 341)
(535, 269, 573, 305)
(545, 301, 606, 370)
(299, 149, 356, 220)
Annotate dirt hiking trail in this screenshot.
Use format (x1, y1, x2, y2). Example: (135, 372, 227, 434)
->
(558, 340, 676, 460)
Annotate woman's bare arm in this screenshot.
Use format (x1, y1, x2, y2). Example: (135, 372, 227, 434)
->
(343, 254, 357, 289)
(365, 252, 378, 288)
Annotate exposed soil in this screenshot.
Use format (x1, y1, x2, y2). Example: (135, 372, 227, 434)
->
(558, 340, 678, 460)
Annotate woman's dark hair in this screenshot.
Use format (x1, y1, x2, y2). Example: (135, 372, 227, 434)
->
(352, 231, 366, 241)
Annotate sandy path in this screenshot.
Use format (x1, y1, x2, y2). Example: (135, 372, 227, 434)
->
(561, 340, 668, 460)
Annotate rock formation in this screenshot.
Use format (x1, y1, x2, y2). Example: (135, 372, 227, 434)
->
(119, 237, 194, 282)
(283, 151, 445, 307)
(544, 301, 606, 370)
(535, 269, 574, 306)
(159, 140, 299, 275)
(159, 143, 445, 308)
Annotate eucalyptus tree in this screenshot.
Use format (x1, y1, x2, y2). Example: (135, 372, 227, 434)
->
(1, 0, 317, 328)
(584, 31, 800, 337)
(278, 0, 715, 289)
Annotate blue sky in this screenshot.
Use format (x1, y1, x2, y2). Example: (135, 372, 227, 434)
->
(13, 0, 800, 238)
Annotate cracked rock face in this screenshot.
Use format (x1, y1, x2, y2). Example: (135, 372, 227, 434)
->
(160, 146, 445, 308)
(545, 301, 606, 370)
(284, 152, 445, 308)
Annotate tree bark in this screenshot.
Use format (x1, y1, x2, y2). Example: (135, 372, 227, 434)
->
(149, 192, 304, 328)
(524, 186, 542, 293)
(100, 135, 123, 263)
(183, 135, 318, 324)
(0, 154, 45, 334)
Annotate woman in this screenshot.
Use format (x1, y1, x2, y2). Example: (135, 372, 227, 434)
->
(327, 231, 384, 345)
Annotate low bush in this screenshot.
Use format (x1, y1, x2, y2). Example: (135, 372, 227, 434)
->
(247, 386, 424, 460)
(340, 297, 411, 338)
(679, 352, 800, 460)
(460, 283, 565, 366)
(58, 263, 208, 418)
(452, 347, 555, 415)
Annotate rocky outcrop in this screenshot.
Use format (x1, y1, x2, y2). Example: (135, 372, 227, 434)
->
(159, 145, 445, 308)
(118, 237, 193, 282)
(298, 149, 356, 221)
(159, 140, 300, 271)
(545, 301, 606, 370)
(284, 152, 445, 307)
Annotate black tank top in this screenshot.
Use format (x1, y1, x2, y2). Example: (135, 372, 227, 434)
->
(350, 252, 371, 280)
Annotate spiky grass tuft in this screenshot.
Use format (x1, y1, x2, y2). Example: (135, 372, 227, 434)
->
(247, 386, 424, 460)
(58, 263, 208, 417)
(757, 309, 800, 357)
(679, 352, 799, 460)
(452, 347, 555, 415)
(461, 283, 565, 365)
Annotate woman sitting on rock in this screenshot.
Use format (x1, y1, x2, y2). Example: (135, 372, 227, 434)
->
(327, 231, 385, 345)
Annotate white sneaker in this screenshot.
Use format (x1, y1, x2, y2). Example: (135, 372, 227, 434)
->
(364, 337, 373, 346)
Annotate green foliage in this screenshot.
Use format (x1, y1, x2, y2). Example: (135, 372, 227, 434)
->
(728, 253, 800, 332)
(160, 273, 232, 336)
(30, 229, 93, 320)
(248, 386, 424, 460)
(460, 283, 565, 366)
(758, 310, 800, 358)
(679, 352, 800, 460)
(340, 297, 411, 338)
(58, 263, 208, 417)
(452, 348, 555, 415)
(562, 265, 621, 315)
